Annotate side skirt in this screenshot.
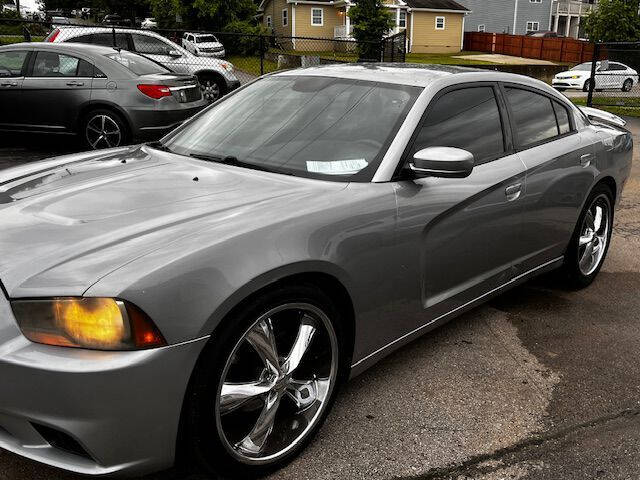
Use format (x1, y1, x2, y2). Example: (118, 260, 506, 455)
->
(348, 256, 564, 378)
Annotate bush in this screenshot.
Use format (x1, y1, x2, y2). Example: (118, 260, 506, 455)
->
(221, 20, 270, 56)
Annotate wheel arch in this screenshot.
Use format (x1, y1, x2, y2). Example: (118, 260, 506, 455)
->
(76, 101, 132, 136)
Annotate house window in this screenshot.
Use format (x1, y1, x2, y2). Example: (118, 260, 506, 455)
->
(530, 0, 542, 3)
(266, 15, 272, 28)
(435, 16, 445, 30)
(311, 8, 323, 26)
(526, 21, 540, 32)
(282, 8, 288, 27)
(399, 10, 407, 28)
(478, 24, 485, 32)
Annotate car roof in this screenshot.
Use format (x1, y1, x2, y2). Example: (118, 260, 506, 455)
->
(273, 63, 487, 87)
(1, 41, 120, 56)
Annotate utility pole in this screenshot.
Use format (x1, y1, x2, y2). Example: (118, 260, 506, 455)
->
(15, 0, 21, 17)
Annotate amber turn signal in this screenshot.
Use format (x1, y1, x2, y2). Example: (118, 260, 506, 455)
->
(11, 297, 166, 350)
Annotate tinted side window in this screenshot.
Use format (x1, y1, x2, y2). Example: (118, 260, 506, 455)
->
(0, 50, 28, 77)
(413, 86, 505, 164)
(132, 34, 172, 54)
(505, 88, 558, 148)
(77, 59, 94, 77)
(89, 33, 129, 49)
(552, 101, 571, 135)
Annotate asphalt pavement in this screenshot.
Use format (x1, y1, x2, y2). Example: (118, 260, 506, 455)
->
(1, 119, 640, 480)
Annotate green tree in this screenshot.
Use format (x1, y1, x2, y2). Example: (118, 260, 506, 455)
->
(348, 0, 393, 61)
(149, 0, 257, 30)
(583, 0, 640, 42)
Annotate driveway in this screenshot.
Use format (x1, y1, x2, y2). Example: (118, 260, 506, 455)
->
(1, 119, 640, 480)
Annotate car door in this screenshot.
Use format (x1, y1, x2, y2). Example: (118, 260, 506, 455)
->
(0, 49, 29, 129)
(21, 50, 93, 132)
(393, 83, 527, 327)
(131, 33, 187, 74)
(502, 84, 593, 273)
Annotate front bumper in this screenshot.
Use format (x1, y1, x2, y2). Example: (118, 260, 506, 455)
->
(552, 78, 583, 89)
(0, 295, 208, 477)
(198, 50, 225, 58)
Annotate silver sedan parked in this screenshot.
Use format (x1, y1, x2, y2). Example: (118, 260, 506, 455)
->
(0, 64, 632, 478)
(0, 42, 207, 148)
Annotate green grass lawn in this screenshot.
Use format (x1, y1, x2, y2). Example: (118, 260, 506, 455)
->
(227, 55, 279, 76)
(570, 97, 640, 118)
(0, 35, 44, 45)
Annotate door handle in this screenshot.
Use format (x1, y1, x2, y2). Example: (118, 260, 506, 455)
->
(66, 81, 85, 86)
(580, 153, 593, 168)
(0, 81, 18, 87)
(505, 183, 522, 202)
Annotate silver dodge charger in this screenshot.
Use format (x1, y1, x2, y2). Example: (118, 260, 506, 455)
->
(0, 64, 632, 478)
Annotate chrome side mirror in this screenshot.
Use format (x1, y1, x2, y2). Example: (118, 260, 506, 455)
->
(408, 147, 474, 179)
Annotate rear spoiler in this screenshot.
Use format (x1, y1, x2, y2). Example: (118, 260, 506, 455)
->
(579, 106, 626, 128)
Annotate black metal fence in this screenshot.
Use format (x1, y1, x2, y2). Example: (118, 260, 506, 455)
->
(1, 18, 406, 88)
(587, 42, 640, 108)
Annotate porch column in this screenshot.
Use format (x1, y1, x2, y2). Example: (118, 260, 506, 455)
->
(565, 14, 571, 37)
(396, 8, 400, 34)
(346, 5, 351, 36)
(553, 0, 560, 32)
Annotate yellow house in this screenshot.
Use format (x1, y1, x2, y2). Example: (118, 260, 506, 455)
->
(258, 0, 470, 53)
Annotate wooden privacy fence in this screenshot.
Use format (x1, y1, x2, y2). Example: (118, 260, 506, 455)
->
(464, 32, 595, 64)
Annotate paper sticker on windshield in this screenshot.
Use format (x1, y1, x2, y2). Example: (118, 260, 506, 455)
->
(306, 159, 368, 175)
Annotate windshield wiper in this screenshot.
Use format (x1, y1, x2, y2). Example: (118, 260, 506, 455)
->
(189, 153, 282, 174)
(145, 141, 174, 153)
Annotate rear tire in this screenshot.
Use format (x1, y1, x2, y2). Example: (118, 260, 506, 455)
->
(561, 184, 614, 289)
(582, 79, 593, 92)
(81, 109, 128, 150)
(182, 284, 344, 479)
(622, 78, 633, 92)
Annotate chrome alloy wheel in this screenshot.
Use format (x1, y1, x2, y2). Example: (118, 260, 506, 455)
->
(215, 303, 338, 465)
(201, 79, 220, 103)
(85, 114, 122, 149)
(578, 194, 610, 276)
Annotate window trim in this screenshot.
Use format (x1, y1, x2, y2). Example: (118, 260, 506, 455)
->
(399, 10, 407, 28)
(311, 7, 323, 26)
(282, 8, 288, 27)
(393, 81, 514, 180)
(526, 21, 540, 32)
(266, 15, 272, 28)
(498, 82, 578, 153)
(435, 16, 445, 30)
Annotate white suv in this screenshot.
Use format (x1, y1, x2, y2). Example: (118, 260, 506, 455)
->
(182, 32, 225, 58)
(46, 27, 239, 102)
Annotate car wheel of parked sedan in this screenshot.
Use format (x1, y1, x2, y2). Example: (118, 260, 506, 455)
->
(82, 109, 127, 150)
(622, 78, 634, 92)
(563, 184, 613, 288)
(183, 284, 343, 478)
(583, 79, 593, 92)
(199, 75, 223, 103)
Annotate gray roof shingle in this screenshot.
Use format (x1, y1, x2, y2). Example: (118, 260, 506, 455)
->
(404, 0, 469, 11)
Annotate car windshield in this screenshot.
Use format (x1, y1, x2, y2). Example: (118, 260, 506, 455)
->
(196, 35, 217, 43)
(571, 62, 592, 71)
(162, 76, 421, 181)
(106, 51, 169, 75)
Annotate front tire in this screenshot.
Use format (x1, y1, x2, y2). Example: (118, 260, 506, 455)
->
(622, 78, 633, 92)
(198, 74, 224, 103)
(562, 184, 613, 289)
(182, 284, 343, 478)
(582, 79, 593, 92)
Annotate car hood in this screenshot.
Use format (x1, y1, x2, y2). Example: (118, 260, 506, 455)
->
(0, 146, 346, 298)
(197, 42, 223, 48)
(556, 70, 588, 77)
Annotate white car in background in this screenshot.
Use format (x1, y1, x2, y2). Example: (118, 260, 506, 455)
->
(182, 32, 225, 58)
(141, 17, 157, 29)
(553, 61, 638, 92)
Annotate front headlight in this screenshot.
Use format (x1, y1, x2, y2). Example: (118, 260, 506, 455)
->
(11, 297, 166, 350)
(569, 75, 581, 79)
